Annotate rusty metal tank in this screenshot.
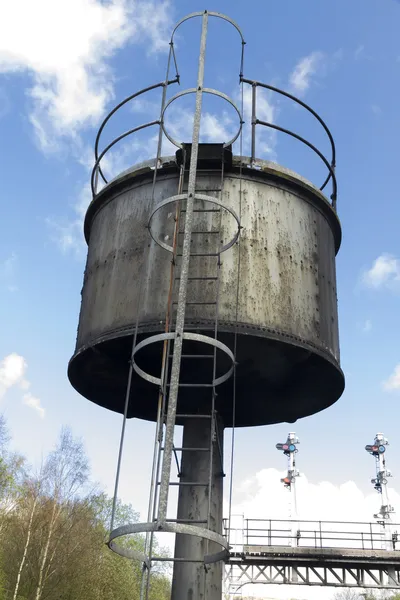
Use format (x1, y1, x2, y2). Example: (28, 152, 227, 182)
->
(68, 151, 344, 427)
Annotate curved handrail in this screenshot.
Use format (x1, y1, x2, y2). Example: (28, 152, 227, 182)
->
(242, 78, 337, 209)
(257, 118, 337, 206)
(170, 10, 245, 45)
(161, 87, 243, 150)
(170, 11, 245, 81)
(90, 11, 247, 200)
(93, 80, 177, 190)
(91, 120, 160, 196)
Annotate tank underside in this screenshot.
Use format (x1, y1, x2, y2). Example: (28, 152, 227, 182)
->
(68, 319, 344, 427)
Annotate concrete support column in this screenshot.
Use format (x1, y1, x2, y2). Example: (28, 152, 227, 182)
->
(171, 415, 224, 600)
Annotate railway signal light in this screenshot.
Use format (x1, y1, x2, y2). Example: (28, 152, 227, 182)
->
(281, 476, 292, 488)
(365, 444, 386, 455)
(276, 442, 297, 454)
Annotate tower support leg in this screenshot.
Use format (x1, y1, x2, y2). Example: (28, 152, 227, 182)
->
(171, 415, 224, 600)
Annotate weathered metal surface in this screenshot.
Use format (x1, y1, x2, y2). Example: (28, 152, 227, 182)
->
(68, 156, 344, 427)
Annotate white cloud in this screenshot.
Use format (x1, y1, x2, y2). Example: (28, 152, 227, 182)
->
(237, 84, 277, 159)
(289, 51, 325, 95)
(362, 254, 400, 289)
(0, 353, 27, 398)
(0, 87, 9, 119)
(47, 129, 165, 255)
(229, 468, 389, 524)
(0, 353, 44, 417)
(0, 253, 18, 292)
(19, 379, 31, 391)
(383, 364, 400, 392)
(23, 392, 45, 419)
(46, 181, 92, 257)
(0, 0, 172, 152)
(363, 319, 372, 333)
(355, 44, 365, 59)
(371, 104, 382, 116)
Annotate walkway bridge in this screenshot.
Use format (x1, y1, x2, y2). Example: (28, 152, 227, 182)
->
(224, 518, 400, 591)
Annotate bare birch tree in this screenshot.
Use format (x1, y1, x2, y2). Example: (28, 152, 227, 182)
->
(11, 479, 40, 600)
(33, 427, 89, 600)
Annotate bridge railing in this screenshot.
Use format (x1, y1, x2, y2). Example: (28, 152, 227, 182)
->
(224, 518, 400, 552)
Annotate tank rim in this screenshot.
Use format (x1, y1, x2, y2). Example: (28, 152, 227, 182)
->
(83, 155, 342, 253)
(68, 318, 344, 384)
(67, 320, 345, 428)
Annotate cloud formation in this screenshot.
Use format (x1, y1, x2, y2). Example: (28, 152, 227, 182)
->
(23, 392, 45, 419)
(383, 364, 400, 392)
(362, 254, 400, 289)
(363, 319, 372, 333)
(229, 468, 394, 525)
(0, 353, 26, 398)
(240, 84, 277, 158)
(0, 0, 172, 152)
(0, 253, 18, 292)
(0, 353, 45, 417)
(289, 51, 325, 95)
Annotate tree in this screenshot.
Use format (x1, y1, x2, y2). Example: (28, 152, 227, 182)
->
(11, 479, 40, 600)
(0, 415, 25, 536)
(0, 419, 171, 599)
(333, 590, 368, 600)
(32, 426, 90, 600)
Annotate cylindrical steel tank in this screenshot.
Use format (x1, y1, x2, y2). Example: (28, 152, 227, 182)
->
(68, 153, 344, 426)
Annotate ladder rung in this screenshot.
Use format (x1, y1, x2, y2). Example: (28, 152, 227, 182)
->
(176, 414, 212, 419)
(165, 383, 215, 388)
(178, 231, 220, 235)
(180, 209, 221, 213)
(165, 519, 208, 524)
(173, 325, 218, 332)
(162, 447, 209, 452)
(182, 184, 223, 189)
(172, 301, 217, 306)
(175, 276, 218, 281)
(156, 481, 209, 487)
(183, 169, 224, 175)
(169, 354, 214, 359)
(176, 253, 219, 257)
(168, 482, 210, 487)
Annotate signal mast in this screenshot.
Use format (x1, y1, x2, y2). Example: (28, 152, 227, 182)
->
(365, 433, 395, 551)
(276, 432, 300, 547)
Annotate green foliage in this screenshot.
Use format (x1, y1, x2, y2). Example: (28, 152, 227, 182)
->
(0, 417, 171, 600)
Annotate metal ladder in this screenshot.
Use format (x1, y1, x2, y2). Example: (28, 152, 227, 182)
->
(157, 146, 228, 524)
(139, 147, 237, 600)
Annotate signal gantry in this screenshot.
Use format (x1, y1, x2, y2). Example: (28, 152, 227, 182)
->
(365, 433, 397, 561)
(276, 433, 300, 550)
(365, 433, 394, 522)
(276, 432, 300, 491)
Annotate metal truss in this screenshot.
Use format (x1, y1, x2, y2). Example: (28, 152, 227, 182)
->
(226, 555, 400, 590)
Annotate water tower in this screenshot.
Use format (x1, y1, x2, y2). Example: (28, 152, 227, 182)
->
(68, 10, 344, 600)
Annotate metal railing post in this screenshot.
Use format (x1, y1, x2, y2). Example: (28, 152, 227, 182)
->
(251, 83, 257, 164)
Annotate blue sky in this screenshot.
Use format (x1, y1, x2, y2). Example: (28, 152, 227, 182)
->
(1, 1, 400, 595)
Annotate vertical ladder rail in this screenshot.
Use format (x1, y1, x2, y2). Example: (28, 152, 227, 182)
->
(157, 10, 209, 524)
(141, 160, 186, 600)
